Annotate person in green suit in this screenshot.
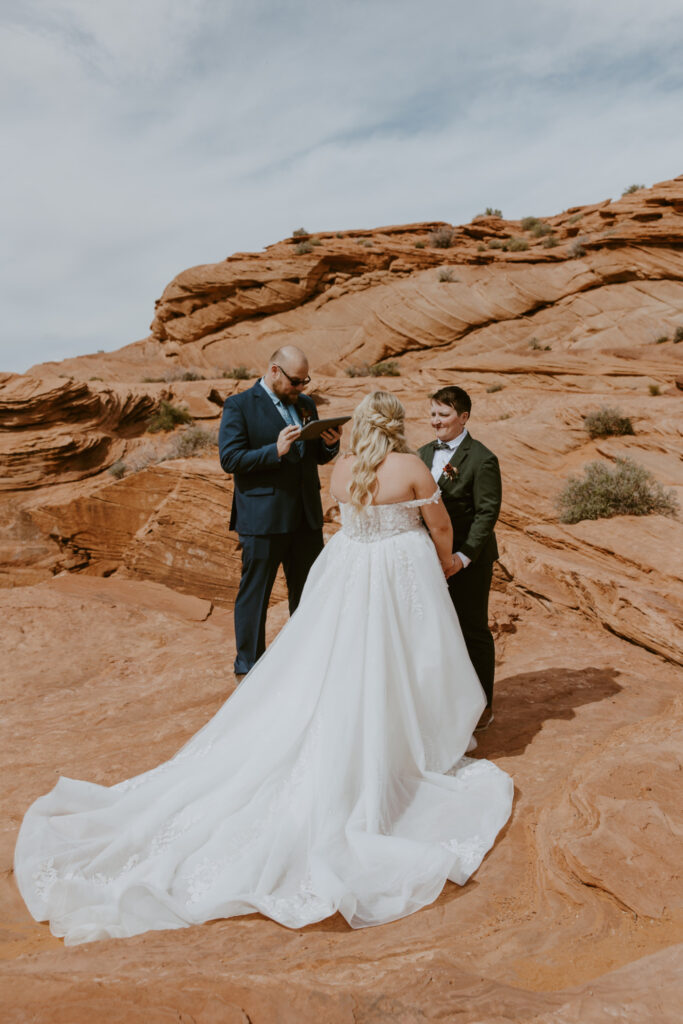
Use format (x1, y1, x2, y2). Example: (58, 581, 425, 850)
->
(418, 386, 501, 730)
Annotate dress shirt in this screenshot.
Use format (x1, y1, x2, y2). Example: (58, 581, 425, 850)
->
(430, 428, 471, 568)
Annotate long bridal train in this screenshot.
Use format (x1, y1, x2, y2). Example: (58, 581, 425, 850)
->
(15, 493, 513, 945)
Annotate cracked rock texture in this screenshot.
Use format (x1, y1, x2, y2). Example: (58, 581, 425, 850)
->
(1, 178, 682, 1022)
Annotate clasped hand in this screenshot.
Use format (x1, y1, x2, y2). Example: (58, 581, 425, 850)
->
(441, 553, 464, 579)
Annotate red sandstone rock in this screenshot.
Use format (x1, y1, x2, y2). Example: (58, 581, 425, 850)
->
(2, 178, 682, 1021)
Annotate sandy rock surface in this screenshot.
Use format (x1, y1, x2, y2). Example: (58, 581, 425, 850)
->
(1, 179, 682, 1022)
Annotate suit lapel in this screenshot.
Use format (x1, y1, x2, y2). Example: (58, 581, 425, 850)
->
(438, 432, 471, 486)
(253, 380, 288, 432)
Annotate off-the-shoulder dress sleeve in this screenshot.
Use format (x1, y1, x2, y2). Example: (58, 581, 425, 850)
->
(402, 488, 442, 508)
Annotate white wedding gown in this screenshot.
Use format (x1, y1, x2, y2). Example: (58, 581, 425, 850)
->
(14, 491, 513, 945)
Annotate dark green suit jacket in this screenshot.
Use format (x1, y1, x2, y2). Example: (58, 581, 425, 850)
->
(418, 433, 501, 564)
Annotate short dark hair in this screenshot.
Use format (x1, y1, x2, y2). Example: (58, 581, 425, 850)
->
(431, 386, 471, 416)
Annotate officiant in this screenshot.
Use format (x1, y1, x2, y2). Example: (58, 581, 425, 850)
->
(219, 346, 342, 680)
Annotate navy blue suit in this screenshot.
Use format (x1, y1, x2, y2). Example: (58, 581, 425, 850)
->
(219, 382, 339, 673)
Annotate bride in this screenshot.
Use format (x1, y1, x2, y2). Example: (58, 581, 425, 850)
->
(14, 391, 513, 945)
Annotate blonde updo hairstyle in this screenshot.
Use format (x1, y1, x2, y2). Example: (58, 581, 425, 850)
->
(348, 391, 412, 509)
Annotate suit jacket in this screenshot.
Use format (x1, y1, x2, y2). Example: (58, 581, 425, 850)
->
(219, 382, 338, 535)
(418, 433, 501, 564)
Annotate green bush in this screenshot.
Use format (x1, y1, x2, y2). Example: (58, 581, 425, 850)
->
(622, 184, 645, 195)
(648, 384, 661, 396)
(674, 326, 683, 344)
(654, 335, 668, 344)
(222, 366, 254, 380)
(147, 400, 192, 433)
(521, 217, 540, 231)
(370, 361, 400, 377)
(295, 241, 314, 254)
(557, 457, 678, 524)
(542, 234, 559, 247)
(311, 237, 323, 246)
(486, 383, 504, 393)
(438, 268, 455, 282)
(568, 239, 586, 257)
(505, 237, 529, 252)
(568, 212, 583, 224)
(415, 240, 426, 248)
(429, 227, 455, 248)
(359, 239, 373, 247)
(108, 460, 126, 479)
(477, 243, 485, 251)
(531, 221, 553, 237)
(583, 406, 634, 439)
(167, 425, 218, 459)
(292, 227, 309, 237)
(528, 337, 542, 350)
(345, 361, 401, 378)
(484, 207, 502, 217)
(487, 238, 506, 249)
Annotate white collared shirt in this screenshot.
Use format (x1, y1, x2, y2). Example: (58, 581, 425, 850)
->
(259, 377, 302, 428)
(430, 427, 468, 482)
(430, 428, 471, 569)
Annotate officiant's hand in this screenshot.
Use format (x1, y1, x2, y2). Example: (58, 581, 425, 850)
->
(321, 426, 342, 446)
(442, 554, 464, 578)
(277, 424, 302, 457)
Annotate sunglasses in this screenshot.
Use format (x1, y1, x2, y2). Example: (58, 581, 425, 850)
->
(276, 365, 311, 387)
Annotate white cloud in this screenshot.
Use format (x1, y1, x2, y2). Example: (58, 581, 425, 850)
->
(1, 0, 682, 371)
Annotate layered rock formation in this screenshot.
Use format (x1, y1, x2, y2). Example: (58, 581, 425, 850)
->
(1, 177, 682, 1022)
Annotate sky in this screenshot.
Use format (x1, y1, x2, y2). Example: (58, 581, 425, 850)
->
(1, 0, 682, 373)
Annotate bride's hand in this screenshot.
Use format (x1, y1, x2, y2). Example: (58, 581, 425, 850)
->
(442, 554, 463, 579)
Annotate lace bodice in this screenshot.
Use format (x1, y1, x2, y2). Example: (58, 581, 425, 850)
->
(339, 488, 441, 542)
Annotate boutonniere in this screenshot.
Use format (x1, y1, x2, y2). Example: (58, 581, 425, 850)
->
(297, 402, 313, 426)
(442, 463, 459, 482)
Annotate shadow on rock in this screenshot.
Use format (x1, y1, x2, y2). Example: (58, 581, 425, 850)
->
(477, 666, 622, 759)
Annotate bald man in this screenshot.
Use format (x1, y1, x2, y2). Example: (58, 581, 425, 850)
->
(219, 346, 341, 679)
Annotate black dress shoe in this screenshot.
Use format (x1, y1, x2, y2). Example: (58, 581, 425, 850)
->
(475, 707, 494, 731)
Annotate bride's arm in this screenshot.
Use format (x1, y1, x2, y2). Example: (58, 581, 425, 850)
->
(410, 459, 454, 572)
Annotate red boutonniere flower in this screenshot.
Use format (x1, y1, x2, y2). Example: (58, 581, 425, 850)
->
(442, 463, 459, 482)
(297, 402, 313, 426)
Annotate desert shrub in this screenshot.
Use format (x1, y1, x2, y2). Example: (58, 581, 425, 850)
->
(359, 239, 373, 247)
(622, 184, 645, 195)
(648, 384, 661, 396)
(345, 361, 400, 378)
(568, 239, 586, 257)
(429, 227, 454, 248)
(108, 460, 126, 479)
(542, 234, 559, 248)
(484, 207, 502, 217)
(486, 383, 504, 393)
(654, 335, 668, 344)
(487, 238, 506, 249)
(583, 406, 634, 439)
(477, 243, 485, 251)
(438, 268, 455, 282)
(498, 412, 512, 420)
(505, 237, 529, 252)
(521, 217, 540, 231)
(89, 376, 103, 381)
(568, 212, 583, 224)
(557, 458, 678, 524)
(528, 337, 542, 350)
(369, 361, 400, 377)
(311, 237, 323, 246)
(147, 400, 192, 433)
(415, 240, 425, 248)
(336, 231, 344, 238)
(295, 241, 314, 254)
(179, 370, 205, 381)
(673, 326, 683, 343)
(292, 227, 309, 237)
(531, 221, 553, 237)
(222, 365, 254, 380)
(166, 425, 218, 459)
